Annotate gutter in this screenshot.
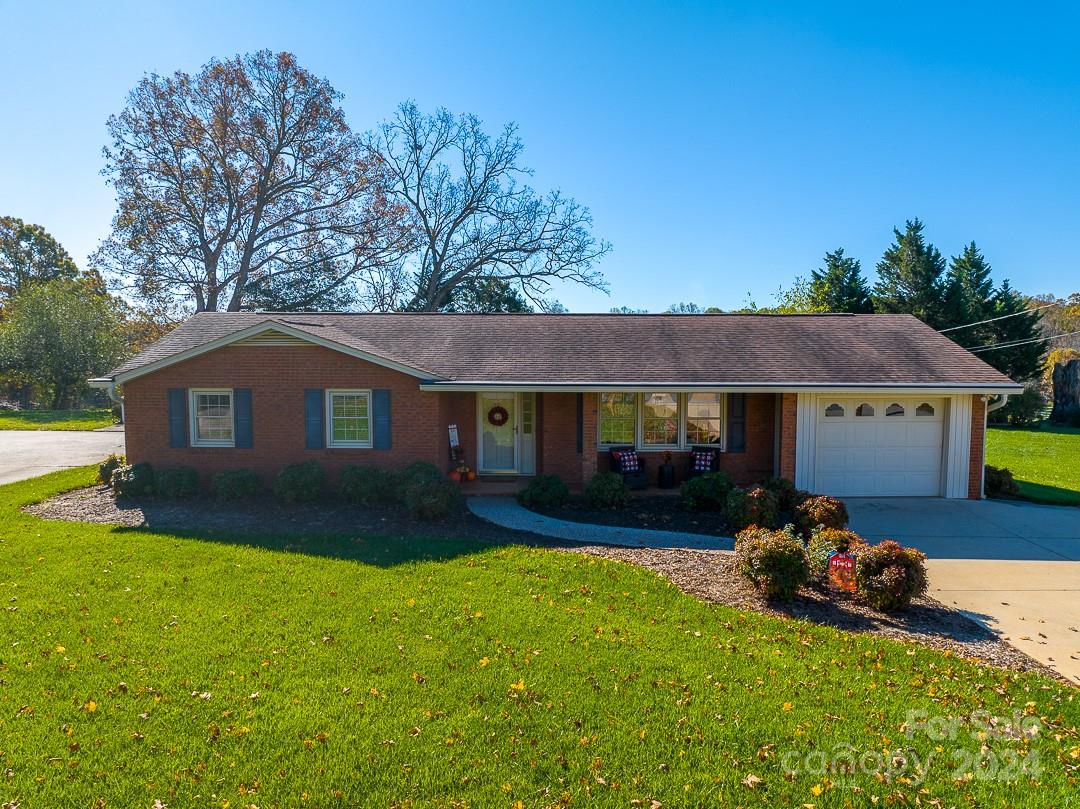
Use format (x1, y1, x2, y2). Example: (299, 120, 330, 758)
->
(985, 393, 1010, 413)
(88, 377, 124, 423)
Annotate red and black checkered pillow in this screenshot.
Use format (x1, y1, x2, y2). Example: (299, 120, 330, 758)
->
(692, 449, 715, 472)
(613, 449, 640, 472)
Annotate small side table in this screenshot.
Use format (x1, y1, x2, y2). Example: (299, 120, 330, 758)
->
(657, 463, 676, 489)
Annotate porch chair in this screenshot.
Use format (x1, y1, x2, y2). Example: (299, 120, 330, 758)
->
(686, 445, 720, 479)
(607, 446, 649, 490)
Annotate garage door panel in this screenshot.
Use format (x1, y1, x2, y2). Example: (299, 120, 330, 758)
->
(815, 397, 944, 497)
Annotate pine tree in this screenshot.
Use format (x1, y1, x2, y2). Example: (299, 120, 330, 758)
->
(979, 281, 1047, 382)
(808, 248, 873, 313)
(941, 241, 995, 341)
(872, 219, 947, 327)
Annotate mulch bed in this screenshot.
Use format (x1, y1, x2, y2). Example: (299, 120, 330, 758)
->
(533, 495, 733, 536)
(25, 487, 1066, 683)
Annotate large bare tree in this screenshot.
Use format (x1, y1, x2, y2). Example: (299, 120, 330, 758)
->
(367, 103, 610, 311)
(95, 51, 410, 313)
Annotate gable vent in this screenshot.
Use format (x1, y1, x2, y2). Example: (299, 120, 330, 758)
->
(235, 329, 312, 347)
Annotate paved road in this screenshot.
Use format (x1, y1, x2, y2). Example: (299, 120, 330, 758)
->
(0, 429, 125, 485)
(848, 497, 1080, 684)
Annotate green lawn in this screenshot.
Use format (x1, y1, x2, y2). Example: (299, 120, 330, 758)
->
(0, 407, 117, 430)
(987, 424, 1080, 506)
(1, 469, 1077, 808)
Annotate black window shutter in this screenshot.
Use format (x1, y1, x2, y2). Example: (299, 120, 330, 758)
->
(372, 389, 392, 450)
(575, 393, 584, 454)
(304, 389, 325, 449)
(167, 388, 188, 448)
(727, 393, 746, 453)
(233, 388, 253, 448)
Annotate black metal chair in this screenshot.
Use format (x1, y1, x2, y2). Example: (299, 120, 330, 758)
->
(607, 446, 649, 490)
(686, 445, 720, 479)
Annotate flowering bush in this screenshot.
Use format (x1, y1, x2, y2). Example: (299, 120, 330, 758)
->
(725, 485, 779, 531)
(794, 495, 849, 535)
(805, 527, 869, 584)
(856, 540, 928, 611)
(734, 524, 809, 601)
(680, 471, 734, 511)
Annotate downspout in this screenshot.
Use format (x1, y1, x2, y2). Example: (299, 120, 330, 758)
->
(88, 377, 124, 424)
(980, 394, 1009, 498)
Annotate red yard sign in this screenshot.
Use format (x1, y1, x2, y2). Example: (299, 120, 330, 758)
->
(828, 551, 857, 592)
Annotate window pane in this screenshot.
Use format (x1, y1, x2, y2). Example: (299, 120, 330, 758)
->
(599, 393, 636, 445)
(330, 392, 370, 445)
(195, 392, 233, 442)
(686, 393, 722, 445)
(856, 403, 875, 417)
(825, 403, 845, 418)
(642, 393, 679, 445)
(916, 402, 935, 417)
(886, 403, 905, 417)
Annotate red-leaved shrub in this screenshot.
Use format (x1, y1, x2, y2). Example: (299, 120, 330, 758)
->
(856, 540, 928, 611)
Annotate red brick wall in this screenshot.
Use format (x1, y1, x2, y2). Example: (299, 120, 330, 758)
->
(123, 344, 447, 486)
(778, 393, 798, 482)
(439, 392, 477, 471)
(591, 392, 777, 487)
(968, 394, 987, 499)
(538, 392, 589, 487)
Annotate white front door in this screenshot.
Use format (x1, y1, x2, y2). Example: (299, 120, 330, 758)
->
(479, 393, 518, 473)
(814, 397, 945, 496)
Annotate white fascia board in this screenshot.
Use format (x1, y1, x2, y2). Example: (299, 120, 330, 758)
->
(418, 381, 1023, 394)
(111, 320, 441, 384)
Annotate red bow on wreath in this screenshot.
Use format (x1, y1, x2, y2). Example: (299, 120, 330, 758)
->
(487, 405, 509, 427)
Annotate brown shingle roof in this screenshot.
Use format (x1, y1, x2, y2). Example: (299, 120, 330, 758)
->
(108, 312, 1019, 388)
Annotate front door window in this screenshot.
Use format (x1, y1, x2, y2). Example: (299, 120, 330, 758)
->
(480, 394, 516, 472)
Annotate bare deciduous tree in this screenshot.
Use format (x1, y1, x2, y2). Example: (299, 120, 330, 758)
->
(368, 102, 610, 311)
(95, 50, 411, 313)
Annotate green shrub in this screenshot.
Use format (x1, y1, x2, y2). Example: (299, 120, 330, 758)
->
(340, 465, 399, 506)
(761, 477, 810, 512)
(856, 540, 928, 611)
(97, 453, 125, 486)
(680, 471, 734, 511)
(211, 468, 263, 501)
(806, 527, 869, 584)
(584, 472, 630, 510)
(734, 525, 809, 601)
(397, 461, 443, 490)
(984, 465, 1020, 498)
(794, 495, 849, 535)
(403, 478, 463, 521)
(725, 485, 779, 530)
(110, 463, 155, 497)
(518, 475, 570, 509)
(155, 466, 199, 499)
(274, 461, 326, 504)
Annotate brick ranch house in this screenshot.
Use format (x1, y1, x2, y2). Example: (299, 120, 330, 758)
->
(91, 312, 1021, 500)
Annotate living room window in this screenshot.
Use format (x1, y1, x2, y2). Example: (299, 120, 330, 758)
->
(642, 392, 680, 446)
(327, 389, 372, 448)
(686, 393, 723, 445)
(599, 392, 637, 445)
(598, 393, 725, 450)
(190, 389, 234, 447)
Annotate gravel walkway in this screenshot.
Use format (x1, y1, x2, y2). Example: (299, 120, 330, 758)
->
(467, 496, 734, 550)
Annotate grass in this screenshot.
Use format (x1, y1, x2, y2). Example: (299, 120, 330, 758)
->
(0, 407, 117, 430)
(1, 468, 1077, 808)
(987, 424, 1080, 506)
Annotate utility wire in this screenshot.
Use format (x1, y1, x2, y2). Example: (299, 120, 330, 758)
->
(938, 300, 1063, 333)
(965, 328, 1080, 353)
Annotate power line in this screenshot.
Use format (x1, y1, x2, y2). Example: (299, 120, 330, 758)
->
(938, 300, 1063, 333)
(965, 328, 1080, 353)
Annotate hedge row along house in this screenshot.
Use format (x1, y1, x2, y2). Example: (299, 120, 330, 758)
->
(91, 312, 1021, 499)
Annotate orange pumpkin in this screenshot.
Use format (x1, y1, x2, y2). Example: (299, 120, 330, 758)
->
(466, 470, 477, 481)
(448, 470, 462, 482)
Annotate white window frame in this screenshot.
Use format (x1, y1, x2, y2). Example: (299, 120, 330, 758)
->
(326, 388, 373, 449)
(597, 392, 727, 452)
(189, 388, 235, 448)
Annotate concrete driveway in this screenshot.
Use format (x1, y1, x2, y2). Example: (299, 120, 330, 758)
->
(0, 428, 125, 485)
(848, 498, 1080, 684)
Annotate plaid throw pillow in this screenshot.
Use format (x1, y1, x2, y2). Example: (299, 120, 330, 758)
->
(692, 449, 715, 472)
(616, 450, 640, 472)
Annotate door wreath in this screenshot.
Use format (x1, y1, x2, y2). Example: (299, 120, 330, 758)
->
(487, 405, 510, 427)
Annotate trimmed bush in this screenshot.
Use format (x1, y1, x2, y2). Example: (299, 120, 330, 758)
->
(734, 524, 810, 601)
(518, 475, 570, 509)
(984, 465, 1020, 499)
(806, 527, 869, 584)
(761, 477, 810, 512)
(340, 465, 399, 506)
(274, 461, 325, 504)
(403, 478, 463, 521)
(856, 540, 928, 611)
(397, 461, 443, 490)
(584, 472, 631, 510)
(110, 463, 155, 498)
(680, 471, 734, 511)
(97, 454, 125, 486)
(155, 466, 199, 499)
(794, 495, 849, 535)
(212, 468, 262, 501)
(725, 485, 779, 531)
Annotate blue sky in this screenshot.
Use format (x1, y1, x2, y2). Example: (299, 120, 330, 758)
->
(1, 1, 1077, 311)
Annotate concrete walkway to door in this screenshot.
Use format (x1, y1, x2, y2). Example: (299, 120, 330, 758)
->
(848, 497, 1080, 685)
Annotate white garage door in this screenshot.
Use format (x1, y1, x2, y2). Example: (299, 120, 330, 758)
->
(814, 397, 945, 497)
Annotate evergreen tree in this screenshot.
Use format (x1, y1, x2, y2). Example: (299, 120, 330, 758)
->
(872, 218, 947, 327)
(978, 280, 1047, 382)
(808, 248, 873, 313)
(941, 241, 995, 341)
